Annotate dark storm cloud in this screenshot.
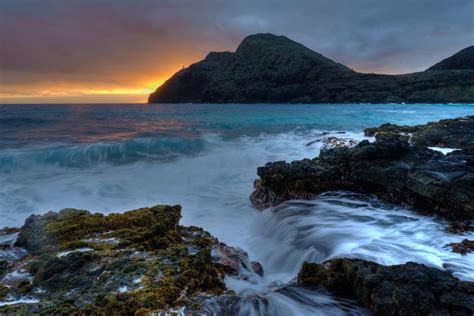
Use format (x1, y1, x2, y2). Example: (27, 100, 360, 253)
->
(1, 0, 473, 100)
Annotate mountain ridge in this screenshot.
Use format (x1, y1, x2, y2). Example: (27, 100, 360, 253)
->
(149, 33, 474, 104)
(428, 46, 474, 71)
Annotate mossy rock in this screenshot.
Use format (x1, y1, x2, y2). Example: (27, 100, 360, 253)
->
(1, 204, 248, 315)
(135, 307, 153, 316)
(0, 283, 9, 300)
(38, 303, 83, 316)
(15, 205, 182, 254)
(0, 260, 8, 277)
(297, 262, 328, 287)
(16, 279, 33, 296)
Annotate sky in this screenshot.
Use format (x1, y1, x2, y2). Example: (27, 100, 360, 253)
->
(1, 0, 473, 104)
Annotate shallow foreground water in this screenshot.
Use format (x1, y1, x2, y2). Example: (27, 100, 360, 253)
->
(1, 103, 473, 314)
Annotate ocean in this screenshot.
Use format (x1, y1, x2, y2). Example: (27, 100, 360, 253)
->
(1, 103, 474, 314)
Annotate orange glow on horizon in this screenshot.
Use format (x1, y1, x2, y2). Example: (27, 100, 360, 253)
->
(0, 59, 407, 104)
(0, 78, 168, 104)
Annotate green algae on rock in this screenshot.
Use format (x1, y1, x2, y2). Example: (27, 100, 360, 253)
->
(297, 262, 328, 287)
(0, 261, 8, 278)
(0, 206, 261, 315)
(15, 205, 182, 254)
(0, 283, 8, 301)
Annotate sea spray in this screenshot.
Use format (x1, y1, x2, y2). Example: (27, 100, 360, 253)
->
(2, 104, 474, 314)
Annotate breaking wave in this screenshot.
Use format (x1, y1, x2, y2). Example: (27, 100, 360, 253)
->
(0, 136, 210, 171)
(2, 103, 474, 314)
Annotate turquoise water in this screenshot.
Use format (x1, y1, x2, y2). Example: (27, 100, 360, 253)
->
(1, 103, 473, 168)
(2, 104, 474, 146)
(1, 103, 473, 314)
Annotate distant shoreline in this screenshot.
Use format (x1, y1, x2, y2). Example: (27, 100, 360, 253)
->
(2, 102, 474, 106)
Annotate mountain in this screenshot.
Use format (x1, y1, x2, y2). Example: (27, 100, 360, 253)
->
(148, 33, 474, 104)
(427, 46, 474, 71)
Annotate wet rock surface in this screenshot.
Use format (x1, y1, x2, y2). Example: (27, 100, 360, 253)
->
(0, 228, 28, 263)
(364, 115, 474, 150)
(251, 137, 474, 220)
(306, 133, 359, 150)
(251, 117, 474, 314)
(449, 239, 474, 255)
(447, 221, 474, 234)
(0, 206, 259, 315)
(298, 259, 474, 316)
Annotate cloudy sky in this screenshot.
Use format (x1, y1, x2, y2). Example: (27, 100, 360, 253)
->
(1, 0, 473, 103)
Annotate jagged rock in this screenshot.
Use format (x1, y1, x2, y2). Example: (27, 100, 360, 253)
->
(149, 33, 474, 104)
(1, 207, 262, 315)
(448, 221, 474, 234)
(365, 116, 474, 150)
(0, 283, 8, 301)
(306, 135, 359, 150)
(449, 239, 474, 255)
(0, 228, 20, 237)
(211, 243, 264, 278)
(298, 259, 474, 315)
(0, 260, 7, 278)
(15, 205, 182, 254)
(250, 137, 474, 219)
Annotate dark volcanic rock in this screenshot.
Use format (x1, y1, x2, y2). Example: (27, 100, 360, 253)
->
(428, 46, 474, 71)
(298, 259, 474, 316)
(250, 138, 474, 219)
(365, 116, 474, 150)
(449, 239, 474, 255)
(149, 33, 474, 104)
(0, 260, 7, 278)
(448, 221, 474, 234)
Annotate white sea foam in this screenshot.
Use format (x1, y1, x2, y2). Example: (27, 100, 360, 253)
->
(2, 269, 32, 282)
(428, 147, 459, 155)
(57, 247, 93, 258)
(0, 298, 40, 307)
(0, 127, 472, 314)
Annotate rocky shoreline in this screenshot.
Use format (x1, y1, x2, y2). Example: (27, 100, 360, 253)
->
(3, 210, 471, 316)
(0, 206, 261, 315)
(251, 116, 474, 221)
(364, 115, 474, 151)
(1, 116, 473, 315)
(249, 115, 474, 315)
(298, 259, 474, 315)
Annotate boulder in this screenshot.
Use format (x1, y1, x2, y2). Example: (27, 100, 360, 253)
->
(1, 206, 261, 315)
(251, 137, 474, 220)
(15, 205, 182, 254)
(449, 239, 474, 255)
(298, 259, 474, 315)
(364, 116, 474, 150)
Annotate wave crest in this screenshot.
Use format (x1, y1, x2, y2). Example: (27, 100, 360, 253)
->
(0, 137, 209, 171)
